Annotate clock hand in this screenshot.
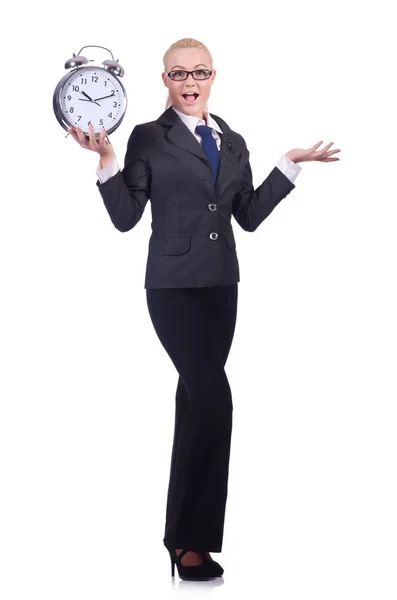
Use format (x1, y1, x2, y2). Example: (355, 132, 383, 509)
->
(81, 90, 92, 101)
(92, 94, 116, 102)
(79, 91, 101, 107)
(78, 98, 102, 106)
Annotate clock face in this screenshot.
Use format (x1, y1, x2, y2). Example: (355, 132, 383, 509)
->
(61, 67, 126, 134)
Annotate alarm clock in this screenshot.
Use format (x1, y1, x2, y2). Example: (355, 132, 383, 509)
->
(53, 44, 128, 139)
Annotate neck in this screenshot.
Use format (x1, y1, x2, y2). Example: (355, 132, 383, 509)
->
(173, 105, 207, 122)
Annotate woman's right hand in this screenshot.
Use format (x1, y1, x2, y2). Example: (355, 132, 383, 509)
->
(67, 123, 116, 162)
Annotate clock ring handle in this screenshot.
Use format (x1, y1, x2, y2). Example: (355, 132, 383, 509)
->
(76, 45, 116, 61)
(65, 45, 124, 77)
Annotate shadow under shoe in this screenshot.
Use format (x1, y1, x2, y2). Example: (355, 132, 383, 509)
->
(168, 549, 214, 581)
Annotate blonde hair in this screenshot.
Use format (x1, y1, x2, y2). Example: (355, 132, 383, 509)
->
(163, 38, 213, 111)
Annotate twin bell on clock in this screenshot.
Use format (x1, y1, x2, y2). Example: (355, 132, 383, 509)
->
(53, 45, 128, 139)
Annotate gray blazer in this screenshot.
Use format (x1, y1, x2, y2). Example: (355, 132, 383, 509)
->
(96, 106, 296, 289)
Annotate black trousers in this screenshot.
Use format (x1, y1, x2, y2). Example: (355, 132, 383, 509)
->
(146, 283, 238, 552)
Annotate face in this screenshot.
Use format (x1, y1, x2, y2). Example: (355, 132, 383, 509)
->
(162, 48, 216, 119)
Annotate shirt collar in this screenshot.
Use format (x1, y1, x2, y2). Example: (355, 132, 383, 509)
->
(172, 106, 223, 136)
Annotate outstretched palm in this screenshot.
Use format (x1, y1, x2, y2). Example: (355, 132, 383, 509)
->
(286, 141, 341, 164)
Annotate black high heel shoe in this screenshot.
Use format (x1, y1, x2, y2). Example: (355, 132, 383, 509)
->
(169, 549, 214, 581)
(200, 553, 224, 577)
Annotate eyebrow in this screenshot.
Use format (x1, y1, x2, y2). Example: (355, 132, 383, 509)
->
(169, 63, 209, 70)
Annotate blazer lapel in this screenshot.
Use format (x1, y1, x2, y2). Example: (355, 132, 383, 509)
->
(157, 107, 211, 166)
(156, 107, 242, 199)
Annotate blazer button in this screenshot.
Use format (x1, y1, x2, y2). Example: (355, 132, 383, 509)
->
(208, 203, 217, 212)
(209, 232, 218, 240)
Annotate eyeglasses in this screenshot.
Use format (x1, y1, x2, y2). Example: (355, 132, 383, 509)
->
(166, 69, 212, 81)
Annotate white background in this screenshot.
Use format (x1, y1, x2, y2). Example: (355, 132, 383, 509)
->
(1, 0, 396, 598)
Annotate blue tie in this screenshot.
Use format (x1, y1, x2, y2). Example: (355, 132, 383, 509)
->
(195, 125, 220, 182)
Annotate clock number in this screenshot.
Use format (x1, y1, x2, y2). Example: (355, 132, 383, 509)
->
(111, 90, 115, 95)
(108, 113, 113, 118)
(99, 119, 103, 126)
(91, 76, 98, 82)
(72, 85, 79, 92)
(77, 116, 82, 121)
(80, 78, 87, 85)
(70, 107, 74, 113)
(88, 121, 92, 126)
(113, 102, 117, 107)
(67, 95, 71, 100)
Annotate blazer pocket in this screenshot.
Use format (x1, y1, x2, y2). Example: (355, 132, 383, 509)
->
(225, 231, 236, 251)
(161, 236, 191, 256)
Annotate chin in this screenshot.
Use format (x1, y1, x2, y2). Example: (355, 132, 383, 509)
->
(175, 101, 206, 114)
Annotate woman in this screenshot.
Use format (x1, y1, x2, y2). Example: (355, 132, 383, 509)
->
(68, 37, 340, 581)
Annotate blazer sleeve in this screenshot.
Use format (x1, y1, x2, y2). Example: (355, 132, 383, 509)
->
(95, 124, 152, 232)
(232, 150, 296, 232)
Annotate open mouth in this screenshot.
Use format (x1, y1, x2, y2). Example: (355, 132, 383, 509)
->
(182, 93, 199, 104)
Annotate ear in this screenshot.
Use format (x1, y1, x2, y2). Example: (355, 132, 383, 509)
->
(162, 72, 168, 87)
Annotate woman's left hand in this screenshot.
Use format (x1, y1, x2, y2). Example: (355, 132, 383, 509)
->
(285, 141, 341, 164)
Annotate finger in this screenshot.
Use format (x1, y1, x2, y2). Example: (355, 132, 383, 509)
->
(95, 127, 105, 151)
(99, 127, 107, 148)
(88, 124, 97, 150)
(319, 149, 340, 159)
(67, 126, 78, 140)
(315, 145, 339, 158)
(75, 126, 88, 147)
(313, 141, 333, 152)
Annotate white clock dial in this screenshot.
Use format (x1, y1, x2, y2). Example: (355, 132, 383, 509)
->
(61, 67, 125, 134)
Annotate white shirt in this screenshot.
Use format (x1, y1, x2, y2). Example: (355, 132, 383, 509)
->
(96, 106, 302, 183)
